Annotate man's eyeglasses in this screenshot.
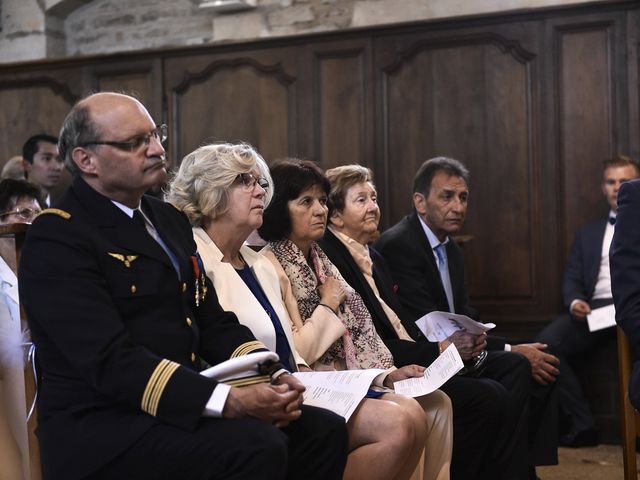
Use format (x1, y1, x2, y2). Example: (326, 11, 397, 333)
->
(80, 124, 167, 152)
(0, 207, 42, 222)
(237, 172, 269, 190)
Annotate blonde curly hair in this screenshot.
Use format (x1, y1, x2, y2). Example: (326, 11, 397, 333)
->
(166, 142, 272, 226)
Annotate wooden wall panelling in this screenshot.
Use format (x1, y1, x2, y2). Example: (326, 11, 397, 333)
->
(163, 47, 300, 169)
(627, 8, 640, 160)
(374, 24, 541, 322)
(305, 39, 373, 170)
(84, 58, 164, 122)
(552, 15, 621, 261)
(0, 68, 81, 196)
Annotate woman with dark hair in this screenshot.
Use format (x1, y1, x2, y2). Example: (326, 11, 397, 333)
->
(0, 179, 43, 226)
(167, 143, 430, 480)
(260, 158, 453, 480)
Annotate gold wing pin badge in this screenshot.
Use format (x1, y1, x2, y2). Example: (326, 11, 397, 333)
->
(108, 252, 139, 268)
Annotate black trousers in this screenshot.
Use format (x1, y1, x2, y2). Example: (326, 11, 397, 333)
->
(536, 299, 615, 432)
(89, 405, 348, 480)
(440, 373, 507, 480)
(441, 350, 557, 480)
(482, 351, 558, 480)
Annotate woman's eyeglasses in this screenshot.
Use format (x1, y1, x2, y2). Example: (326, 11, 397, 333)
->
(237, 172, 269, 190)
(0, 207, 41, 222)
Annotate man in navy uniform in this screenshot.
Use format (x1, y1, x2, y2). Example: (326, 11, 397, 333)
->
(19, 92, 348, 480)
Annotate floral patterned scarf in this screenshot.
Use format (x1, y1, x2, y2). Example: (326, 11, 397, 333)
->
(269, 238, 394, 370)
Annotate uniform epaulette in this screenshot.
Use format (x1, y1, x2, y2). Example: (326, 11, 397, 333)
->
(39, 208, 71, 220)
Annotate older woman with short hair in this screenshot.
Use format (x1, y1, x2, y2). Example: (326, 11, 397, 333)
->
(167, 143, 429, 480)
(260, 158, 453, 480)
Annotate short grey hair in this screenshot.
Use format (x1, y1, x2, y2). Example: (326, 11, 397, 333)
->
(166, 142, 272, 226)
(325, 164, 375, 219)
(58, 98, 102, 176)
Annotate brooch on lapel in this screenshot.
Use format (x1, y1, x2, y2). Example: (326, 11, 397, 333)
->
(108, 252, 139, 268)
(190, 252, 208, 306)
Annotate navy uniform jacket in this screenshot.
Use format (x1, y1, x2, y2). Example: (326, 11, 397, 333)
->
(19, 176, 263, 479)
(563, 220, 608, 307)
(611, 179, 640, 409)
(375, 212, 506, 350)
(318, 228, 440, 367)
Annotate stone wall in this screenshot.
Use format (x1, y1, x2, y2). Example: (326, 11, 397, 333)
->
(0, 0, 612, 64)
(64, 0, 213, 56)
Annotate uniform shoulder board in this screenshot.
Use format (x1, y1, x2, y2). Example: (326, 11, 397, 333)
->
(39, 208, 71, 220)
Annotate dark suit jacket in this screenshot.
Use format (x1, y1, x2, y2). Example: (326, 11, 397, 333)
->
(375, 212, 506, 350)
(563, 219, 608, 307)
(611, 179, 640, 409)
(19, 176, 261, 479)
(318, 229, 439, 367)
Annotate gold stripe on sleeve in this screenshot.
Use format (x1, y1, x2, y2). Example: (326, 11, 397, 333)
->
(148, 362, 180, 416)
(141, 359, 180, 416)
(230, 341, 267, 359)
(224, 375, 271, 388)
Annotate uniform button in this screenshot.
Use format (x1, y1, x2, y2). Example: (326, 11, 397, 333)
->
(130, 284, 137, 294)
(186, 317, 192, 327)
(191, 353, 196, 362)
(182, 282, 187, 292)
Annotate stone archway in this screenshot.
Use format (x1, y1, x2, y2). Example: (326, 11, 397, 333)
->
(45, 0, 95, 17)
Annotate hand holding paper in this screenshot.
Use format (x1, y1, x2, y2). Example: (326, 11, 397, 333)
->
(383, 364, 427, 388)
(415, 311, 496, 342)
(393, 344, 464, 397)
(293, 369, 385, 421)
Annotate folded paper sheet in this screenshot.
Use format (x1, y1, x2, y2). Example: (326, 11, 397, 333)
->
(393, 344, 463, 397)
(586, 304, 616, 332)
(200, 351, 279, 386)
(293, 369, 385, 421)
(415, 310, 496, 342)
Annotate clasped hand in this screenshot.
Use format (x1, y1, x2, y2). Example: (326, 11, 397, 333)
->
(441, 330, 487, 360)
(223, 373, 305, 428)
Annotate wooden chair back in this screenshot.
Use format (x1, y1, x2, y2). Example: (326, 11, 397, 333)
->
(617, 325, 640, 480)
